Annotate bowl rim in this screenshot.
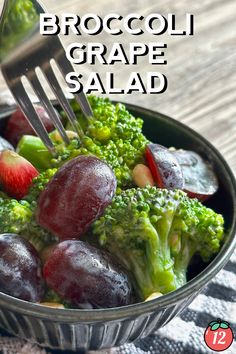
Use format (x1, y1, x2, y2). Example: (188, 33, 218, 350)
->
(0, 101, 235, 322)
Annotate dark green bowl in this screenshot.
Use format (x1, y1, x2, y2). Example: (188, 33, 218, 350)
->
(0, 102, 235, 352)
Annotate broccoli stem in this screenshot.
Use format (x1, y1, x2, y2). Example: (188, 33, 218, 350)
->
(173, 236, 196, 287)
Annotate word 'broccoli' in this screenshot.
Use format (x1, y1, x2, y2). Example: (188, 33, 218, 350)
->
(93, 186, 224, 300)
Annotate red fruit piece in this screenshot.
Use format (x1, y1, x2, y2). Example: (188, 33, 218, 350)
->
(145, 143, 184, 189)
(0, 233, 44, 302)
(172, 149, 218, 201)
(4, 106, 55, 146)
(0, 150, 39, 199)
(37, 155, 117, 240)
(43, 240, 132, 308)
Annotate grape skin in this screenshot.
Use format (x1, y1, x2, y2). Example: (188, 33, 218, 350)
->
(43, 240, 132, 308)
(0, 233, 44, 302)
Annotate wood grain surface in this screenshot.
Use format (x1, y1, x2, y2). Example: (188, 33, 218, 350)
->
(0, 0, 235, 173)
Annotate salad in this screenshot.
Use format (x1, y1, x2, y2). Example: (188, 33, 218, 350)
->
(0, 96, 224, 309)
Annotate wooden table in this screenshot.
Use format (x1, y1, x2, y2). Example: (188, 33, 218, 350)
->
(0, 0, 235, 174)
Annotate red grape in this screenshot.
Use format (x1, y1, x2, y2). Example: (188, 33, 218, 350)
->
(172, 149, 219, 201)
(37, 155, 117, 240)
(4, 106, 55, 146)
(43, 240, 132, 308)
(0, 233, 44, 302)
(145, 143, 184, 189)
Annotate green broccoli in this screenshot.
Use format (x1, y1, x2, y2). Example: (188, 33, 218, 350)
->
(26, 168, 58, 203)
(17, 96, 148, 188)
(93, 186, 224, 300)
(0, 169, 59, 252)
(0, 197, 56, 251)
(67, 96, 148, 187)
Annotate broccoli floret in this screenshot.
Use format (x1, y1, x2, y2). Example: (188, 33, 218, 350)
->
(26, 168, 58, 203)
(43, 288, 71, 308)
(171, 196, 224, 286)
(66, 96, 148, 187)
(0, 197, 56, 251)
(0, 198, 32, 233)
(93, 186, 224, 300)
(17, 96, 148, 188)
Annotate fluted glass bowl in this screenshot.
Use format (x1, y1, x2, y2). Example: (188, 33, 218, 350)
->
(0, 102, 235, 352)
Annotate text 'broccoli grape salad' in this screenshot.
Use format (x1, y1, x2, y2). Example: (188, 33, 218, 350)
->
(0, 96, 224, 308)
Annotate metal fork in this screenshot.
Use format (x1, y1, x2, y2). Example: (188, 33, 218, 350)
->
(0, 0, 92, 152)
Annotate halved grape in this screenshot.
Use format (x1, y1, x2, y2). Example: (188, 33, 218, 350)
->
(172, 149, 218, 201)
(145, 143, 184, 189)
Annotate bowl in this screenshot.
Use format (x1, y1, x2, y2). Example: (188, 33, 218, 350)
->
(0, 102, 235, 352)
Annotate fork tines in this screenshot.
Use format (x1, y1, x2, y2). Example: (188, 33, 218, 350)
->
(1, 34, 92, 151)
